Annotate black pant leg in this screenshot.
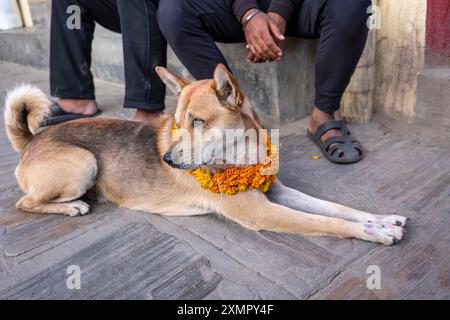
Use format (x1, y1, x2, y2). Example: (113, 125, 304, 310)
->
(157, 0, 245, 80)
(116, 0, 167, 111)
(290, 0, 371, 113)
(50, 0, 120, 100)
(51, 0, 166, 111)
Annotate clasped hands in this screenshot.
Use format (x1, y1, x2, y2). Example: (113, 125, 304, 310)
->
(242, 9, 287, 63)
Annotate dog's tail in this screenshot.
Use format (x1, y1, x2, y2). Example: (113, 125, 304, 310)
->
(4, 84, 50, 153)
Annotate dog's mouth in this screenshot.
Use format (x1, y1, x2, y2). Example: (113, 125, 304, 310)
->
(167, 162, 202, 170)
(169, 163, 236, 174)
(162, 151, 234, 171)
(162, 151, 200, 170)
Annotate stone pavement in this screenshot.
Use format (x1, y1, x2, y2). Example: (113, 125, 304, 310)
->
(0, 61, 449, 299)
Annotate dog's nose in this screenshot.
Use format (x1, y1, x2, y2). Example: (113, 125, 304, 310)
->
(163, 152, 173, 165)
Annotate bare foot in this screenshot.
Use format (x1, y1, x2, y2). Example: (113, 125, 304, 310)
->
(57, 99, 98, 115)
(131, 109, 164, 124)
(308, 107, 342, 143)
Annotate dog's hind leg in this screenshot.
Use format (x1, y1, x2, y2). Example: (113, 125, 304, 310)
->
(16, 197, 90, 216)
(15, 144, 97, 216)
(266, 181, 408, 227)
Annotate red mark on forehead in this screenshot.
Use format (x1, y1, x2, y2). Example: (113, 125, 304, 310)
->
(182, 80, 210, 100)
(175, 80, 211, 125)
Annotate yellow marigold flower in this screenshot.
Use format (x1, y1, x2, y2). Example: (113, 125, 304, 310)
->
(171, 123, 179, 137)
(238, 184, 248, 192)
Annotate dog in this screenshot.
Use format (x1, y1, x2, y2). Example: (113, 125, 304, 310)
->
(4, 64, 407, 245)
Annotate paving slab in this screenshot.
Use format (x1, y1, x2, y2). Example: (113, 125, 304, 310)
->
(0, 61, 449, 299)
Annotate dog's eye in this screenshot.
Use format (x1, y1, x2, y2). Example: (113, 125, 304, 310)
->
(192, 118, 205, 127)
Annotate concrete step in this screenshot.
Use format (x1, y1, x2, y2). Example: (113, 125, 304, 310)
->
(416, 67, 450, 128)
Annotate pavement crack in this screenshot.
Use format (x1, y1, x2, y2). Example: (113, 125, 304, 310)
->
(306, 245, 384, 299)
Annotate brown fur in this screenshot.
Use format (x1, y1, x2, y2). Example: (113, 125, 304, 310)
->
(4, 65, 407, 244)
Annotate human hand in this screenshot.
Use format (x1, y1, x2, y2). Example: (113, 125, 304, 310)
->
(267, 12, 287, 39)
(242, 9, 285, 63)
(247, 12, 286, 63)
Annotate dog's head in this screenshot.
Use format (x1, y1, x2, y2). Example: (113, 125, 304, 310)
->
(156, 64, 267, 170)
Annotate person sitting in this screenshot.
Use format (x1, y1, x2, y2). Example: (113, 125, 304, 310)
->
(156, 0, 371, 163)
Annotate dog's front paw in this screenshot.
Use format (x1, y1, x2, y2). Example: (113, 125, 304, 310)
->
(363, 223, 404, 246)
(66, 200, 90, 217)
(374, 214, 409, 227)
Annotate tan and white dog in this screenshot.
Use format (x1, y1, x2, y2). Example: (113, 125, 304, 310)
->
(4, 64, 407, 245)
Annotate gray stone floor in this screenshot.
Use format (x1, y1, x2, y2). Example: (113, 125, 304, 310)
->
(0, 61, 449, 300)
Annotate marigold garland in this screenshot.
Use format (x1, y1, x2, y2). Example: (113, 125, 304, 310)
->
(171, 122, 278, 195)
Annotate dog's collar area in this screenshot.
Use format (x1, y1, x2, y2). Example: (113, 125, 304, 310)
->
(170, 121, 277, 195)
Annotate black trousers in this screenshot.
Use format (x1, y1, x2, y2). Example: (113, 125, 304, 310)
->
(157, 0, 371, 113)
(50, 0, 167, 111)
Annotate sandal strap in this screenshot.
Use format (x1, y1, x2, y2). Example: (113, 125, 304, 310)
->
(322, 135, 346, 152)
(328, 145, 344, 158)
(315, 120, 348, 139)
(49, 102, 65, 116)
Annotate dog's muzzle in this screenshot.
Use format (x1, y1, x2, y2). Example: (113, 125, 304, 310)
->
(163, 151, 201, 170)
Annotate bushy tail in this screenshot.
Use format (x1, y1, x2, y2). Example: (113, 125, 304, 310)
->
(4, 84, 50, 153)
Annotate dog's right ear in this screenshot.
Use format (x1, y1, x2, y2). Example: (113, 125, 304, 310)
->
(155, 67, 190, 96)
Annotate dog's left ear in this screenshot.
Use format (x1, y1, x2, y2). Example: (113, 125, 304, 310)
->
(213, 64, 243, 110)
(155, 66, 191, 97)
